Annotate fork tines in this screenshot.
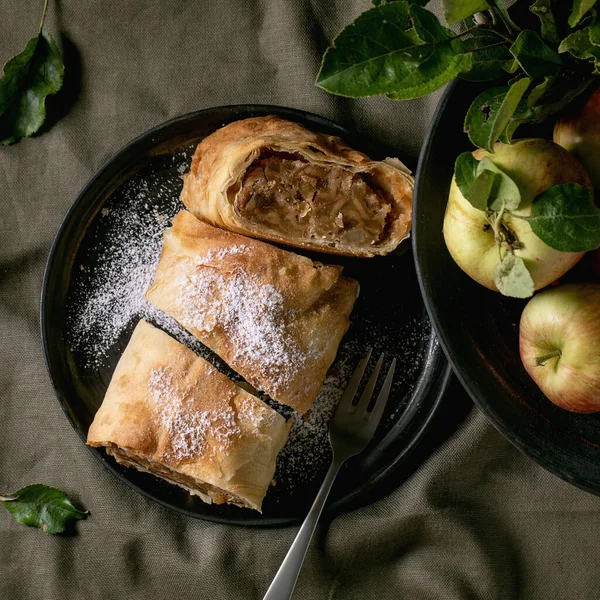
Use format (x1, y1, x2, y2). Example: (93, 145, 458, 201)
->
(336, 349, 396, 425)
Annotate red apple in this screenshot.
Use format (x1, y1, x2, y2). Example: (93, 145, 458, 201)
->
(519, 283, 600, 413)
(554, 87, 600, 192)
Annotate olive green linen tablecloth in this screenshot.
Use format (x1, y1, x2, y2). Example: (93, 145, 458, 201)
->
(2, 1, 600, 598)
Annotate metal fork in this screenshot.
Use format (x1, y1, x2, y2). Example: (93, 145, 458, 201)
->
(263, 349, 396, 600)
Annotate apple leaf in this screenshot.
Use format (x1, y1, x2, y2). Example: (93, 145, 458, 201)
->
(454, 153, 523, 212)
(589, 12, 600, 46)
(493, 254, 535, 298)
(530, 0, 559, 44)
(459, 30, 514, 82)
(385, 50, 472, 100)
(464, 78, 531, 151)
(527, 75, 554, 106)
(477, 157, 521, 211)
(509, 30, 562, 79)
(466, 170, 497, 210)
(454, 152, 480, 197)
(489, 0, 522, 34)
(528, 183, 600, 252)
(442, 0, 488, 24)
(530, 72, 595, 122)
(559, 26, 600, 62)
(316, 2, 471, 99)
(568, 0, 597, 28)
(1, 484, 88, 535)
(455, 152, 494, 211)
(497, 75, 556, 144)
(0, 29, 65, 145)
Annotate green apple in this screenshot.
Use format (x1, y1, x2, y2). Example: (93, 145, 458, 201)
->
(554, 87, 600, 193)
(443, 139, 591, 292)
(519, 283, 600, 413)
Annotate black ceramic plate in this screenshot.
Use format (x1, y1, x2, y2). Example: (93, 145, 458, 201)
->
(414, 81, 600, 495)
(42, 105, 451, 526)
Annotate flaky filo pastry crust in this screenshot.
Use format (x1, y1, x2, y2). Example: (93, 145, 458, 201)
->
(146, 210, 359, 414)
(87, 320, 290, 512)
(180, 115, 413, 257)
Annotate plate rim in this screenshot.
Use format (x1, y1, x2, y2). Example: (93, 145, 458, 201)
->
(41, 103, 452, 526)
(413, 81, 600, 496)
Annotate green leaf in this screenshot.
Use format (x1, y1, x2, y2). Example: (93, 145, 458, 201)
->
(0, 37, 38, 116)
(466, 170, 497, 210)
(383, 3, 474, 100)
(489, 0, 522, 34)
(0, 30, 65, 145)
(498, 118, 523, 144)
(442, 0, 488, 24)
(589, 11, 600, 45)
(527, 75, 554, 106)
(454, 153, 522, 211)
(530, 0, 560, 44)
(410, 4, 453, 42)
(559, 26, 600, 59)
(509, 30, 562, 79)
(454, 152, 480, 197)
(489, 77, 531, 144)
(316, 2, 471, 99)
(569, 0, 597, 28)
(477, 157, 521, 210)
(316, 2, 412, 97)
(530, 73, 594, 121)
(464, 78, 531, 151)
(459, 31, 513, 82)
(386, 48, 472, 100)
(528, 183, 600, 251)
(493, 254, 535, 298)
(497, 91, 534, 143)
(503, 58, 520, 74)
(1, 484, 88, 535)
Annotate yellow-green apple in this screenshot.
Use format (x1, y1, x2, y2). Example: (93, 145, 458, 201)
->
(519, 283, 600, 413)
(554, 87, 600, 192)
(443, 139, 591, 292)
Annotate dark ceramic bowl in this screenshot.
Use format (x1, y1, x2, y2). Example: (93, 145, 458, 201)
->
(42, 104, 452, 526)
(413, 80, 600, 494)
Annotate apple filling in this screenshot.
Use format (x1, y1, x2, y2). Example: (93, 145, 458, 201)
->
(233, 151, 395, 249)
(105, 443, 250, 509)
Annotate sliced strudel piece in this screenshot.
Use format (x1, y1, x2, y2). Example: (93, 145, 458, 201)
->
(146, 210, 359, 413)
(87, 320, 290, 512)
(180, 115, 413, 257)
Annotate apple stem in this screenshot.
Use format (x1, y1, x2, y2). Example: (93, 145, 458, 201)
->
(535, 349, 562, 367)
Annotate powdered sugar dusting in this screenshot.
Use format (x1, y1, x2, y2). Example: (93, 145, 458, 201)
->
(237, 394, 277, 430)
(67, 169, 185, 366)
(177, 254, 310, 394)
(148, 367, 240, 461)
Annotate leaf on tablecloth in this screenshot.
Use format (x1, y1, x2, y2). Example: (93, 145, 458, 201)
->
(0, 0, 65, 145)
(0, 484, 88, 535)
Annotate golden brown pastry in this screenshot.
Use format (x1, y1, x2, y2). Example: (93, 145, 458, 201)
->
(87, 320, 290, 512)
(180, 115, 413, 257)
(146, 210, 359, 413)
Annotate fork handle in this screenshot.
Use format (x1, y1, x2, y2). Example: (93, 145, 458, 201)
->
(262, 456, 345, 600)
